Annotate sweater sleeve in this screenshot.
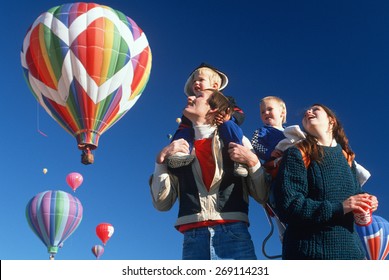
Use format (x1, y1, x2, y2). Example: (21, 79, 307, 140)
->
(274, 147, 344, 226)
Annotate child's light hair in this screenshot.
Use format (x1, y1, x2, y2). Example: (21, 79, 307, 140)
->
(260, 96, 287, 124)
(184, 67, 222, 96)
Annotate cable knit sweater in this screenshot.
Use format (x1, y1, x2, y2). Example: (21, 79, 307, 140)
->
(274, 144, 366, 259)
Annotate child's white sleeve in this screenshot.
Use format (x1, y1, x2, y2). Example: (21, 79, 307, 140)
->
(355, 161, 371, 187)
(275, 125, 306, 151)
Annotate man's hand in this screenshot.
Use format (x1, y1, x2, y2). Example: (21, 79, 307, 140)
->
(156, 139, 190, 164)
(228, 142, 259, 168)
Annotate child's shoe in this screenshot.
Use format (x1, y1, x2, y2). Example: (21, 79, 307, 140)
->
(234, 162, 248, 177)
(166, 153, 195, 168)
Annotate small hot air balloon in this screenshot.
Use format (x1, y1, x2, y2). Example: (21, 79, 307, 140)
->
(356, 214, 389, 260)
(96, 223, 114, 246)
(26, 190, 83, 260)
(167, 134, 172, 139)
(176, 117, 182, 124)
(66, 172, 84, 192)
(21, 2, 152, 165)
(42, 168, 48, 174)
(91, 244, 104, 259)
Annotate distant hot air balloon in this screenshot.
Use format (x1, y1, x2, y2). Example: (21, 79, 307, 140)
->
(21, 2, 152, 165)
(42, 168, 48, 174)
(66, 172, 84, 192)
(26, 190, 83, 259)
(91, 244, 104, 259)
(96, 223, 114, 245)
(176, 117, 182, 124)
(356, 214, 389, 260)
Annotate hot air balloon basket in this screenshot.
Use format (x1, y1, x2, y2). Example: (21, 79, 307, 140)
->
(81, 153, 94, 165)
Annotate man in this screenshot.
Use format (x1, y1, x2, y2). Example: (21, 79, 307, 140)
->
(150, 90, 268, 259)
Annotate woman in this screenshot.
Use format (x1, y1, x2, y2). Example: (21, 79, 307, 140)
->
(274, 104, 378, 259)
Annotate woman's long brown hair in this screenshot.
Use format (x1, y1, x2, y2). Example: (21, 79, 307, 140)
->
(297, 104, 355, 163)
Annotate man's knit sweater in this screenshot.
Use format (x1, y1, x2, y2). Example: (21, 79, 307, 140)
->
(274, 144, 366, 259)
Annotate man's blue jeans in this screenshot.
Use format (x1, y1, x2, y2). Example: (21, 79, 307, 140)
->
(182, 222, 257, 260)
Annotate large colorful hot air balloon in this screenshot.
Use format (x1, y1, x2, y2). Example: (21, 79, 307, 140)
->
(356, 214, 389, 260)
(21, 2, 152, 164)
(66, 172, 83, 192)
(91, 244, 104, 259)
(96, 223, 114, 245)
(26, 190, 83, 259)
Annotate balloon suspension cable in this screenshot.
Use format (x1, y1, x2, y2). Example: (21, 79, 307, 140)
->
(261, 203, 282, 259)
(37, 102, 48, 137)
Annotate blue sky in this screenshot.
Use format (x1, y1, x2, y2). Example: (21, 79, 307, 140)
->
(0, 0, 388, 260)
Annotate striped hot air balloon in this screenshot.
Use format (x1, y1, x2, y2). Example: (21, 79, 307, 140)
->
(21, 2, 152, 164)
(91, 244, 104, 259)
(26, 190, 83, 259)
(356, 214, 389, 260)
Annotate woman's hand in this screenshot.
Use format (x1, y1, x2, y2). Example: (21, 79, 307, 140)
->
(370, 195, 379, 212)
(270, 149, 283, 159)
(343, 193, 378, 214)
